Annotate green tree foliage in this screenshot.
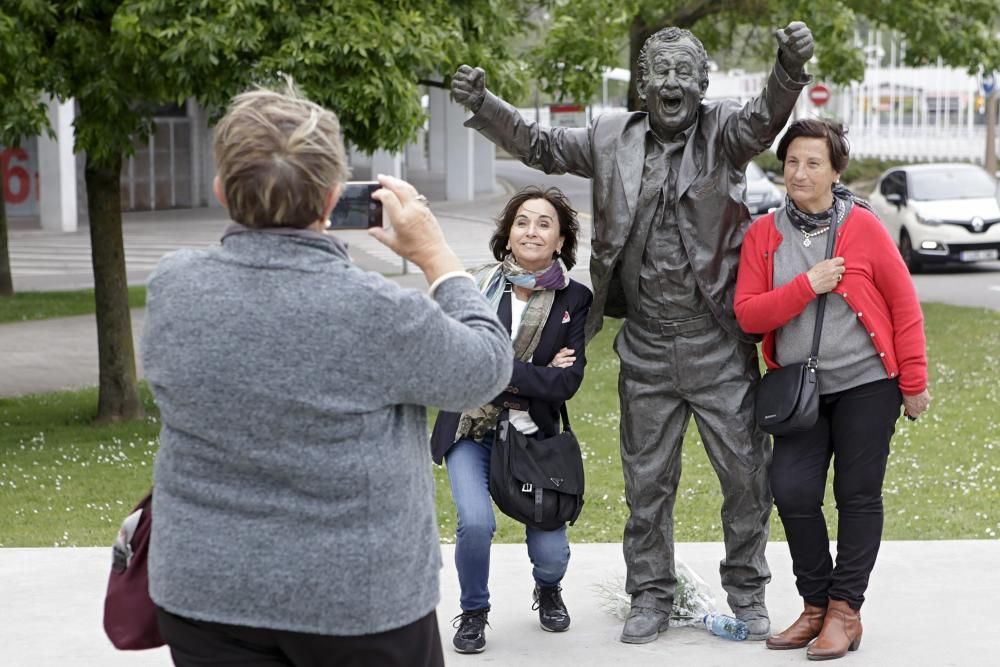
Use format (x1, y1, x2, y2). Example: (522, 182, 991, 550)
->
(530, 0, 1000, 109)
(0, 0, 535, 421)
(0, 9, 53, 297)
(118, 0, 534, 151)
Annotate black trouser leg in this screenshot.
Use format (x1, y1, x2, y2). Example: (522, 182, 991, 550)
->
(828, 378, 900, 608)
(156, 608, 444, 667)
(770, 378, 901, 610)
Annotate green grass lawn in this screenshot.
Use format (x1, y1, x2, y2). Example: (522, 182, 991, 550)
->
(0, 287, 147, 324)
(2, 303, 998, 547)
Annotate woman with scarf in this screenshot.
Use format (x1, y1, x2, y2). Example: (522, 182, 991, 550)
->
(430, 186, 592, 655)
(734, 119, 930, 660)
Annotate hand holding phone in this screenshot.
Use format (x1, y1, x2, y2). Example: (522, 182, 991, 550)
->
(369, 174, 464, 283)
(327, 181, 383, 230)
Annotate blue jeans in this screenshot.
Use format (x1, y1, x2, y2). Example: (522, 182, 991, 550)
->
(445, 436, 570, 612)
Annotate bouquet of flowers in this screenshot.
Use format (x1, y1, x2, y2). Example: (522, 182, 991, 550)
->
(592, 559, 717, 627)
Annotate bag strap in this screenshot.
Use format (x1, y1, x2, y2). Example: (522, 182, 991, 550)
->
(807, 213, 841, 367)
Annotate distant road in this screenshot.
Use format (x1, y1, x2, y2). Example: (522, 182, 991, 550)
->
(495, 159, 1000, 310)
(910, 263, 1000, 310)
(495, 159, 592, 216)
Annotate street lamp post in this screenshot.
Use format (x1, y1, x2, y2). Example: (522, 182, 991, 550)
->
(982, 72, 998, 179)
(986, 89, 998, 180)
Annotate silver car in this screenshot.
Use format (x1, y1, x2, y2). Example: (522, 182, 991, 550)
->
(744, 161, 784, 218)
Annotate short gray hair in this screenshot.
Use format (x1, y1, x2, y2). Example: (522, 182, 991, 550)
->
(213, 84, 349, 229)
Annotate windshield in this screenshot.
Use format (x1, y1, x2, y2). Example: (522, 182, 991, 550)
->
(908, 168, 998, 201)
(746, 162, 765, 180)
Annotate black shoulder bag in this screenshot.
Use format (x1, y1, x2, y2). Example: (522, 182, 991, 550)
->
(755, 214, 839, 436)
(489, 406, 585, 531)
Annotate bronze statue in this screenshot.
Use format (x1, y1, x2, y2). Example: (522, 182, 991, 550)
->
(453, 22, 814, 644)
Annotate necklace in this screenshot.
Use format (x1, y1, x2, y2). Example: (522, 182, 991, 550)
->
(801, 226, 830, 247)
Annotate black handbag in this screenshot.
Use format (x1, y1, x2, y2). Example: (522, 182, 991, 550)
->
(755, 214, 839, 436)
(488, 406, 585, 531)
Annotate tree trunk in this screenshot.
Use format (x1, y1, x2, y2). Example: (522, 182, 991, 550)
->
(85, 152, 144, 422)
(0, 195, 12, 296)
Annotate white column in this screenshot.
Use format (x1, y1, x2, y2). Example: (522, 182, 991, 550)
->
(349, 146, 371, 169)
(37, 96, 77, 232)
(428, 87, 447, 172)
(445, 99, 474, 201)
(405, 128, 427, 171)
(370, 149, 402, 179)
(474, 132, 496, 193)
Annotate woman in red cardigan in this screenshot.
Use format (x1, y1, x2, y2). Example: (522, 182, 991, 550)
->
(735, 118, 930, 661)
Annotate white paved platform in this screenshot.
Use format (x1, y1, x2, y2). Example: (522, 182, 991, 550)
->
(2, 540, 996, 666)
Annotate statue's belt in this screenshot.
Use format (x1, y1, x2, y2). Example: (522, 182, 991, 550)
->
(626, 312, 715, 337)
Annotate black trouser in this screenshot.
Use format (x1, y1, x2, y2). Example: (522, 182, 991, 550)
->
(770, 378, 902, 611)
(156, 607, 444, 667)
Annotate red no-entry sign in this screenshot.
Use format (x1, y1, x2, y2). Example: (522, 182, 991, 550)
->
(808, 84, 831, 106)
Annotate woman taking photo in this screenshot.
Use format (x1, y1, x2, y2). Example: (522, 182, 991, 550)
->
(430, 186, 592, 654)
(734, 119, 930, 661)
(143, 86, 513, 667)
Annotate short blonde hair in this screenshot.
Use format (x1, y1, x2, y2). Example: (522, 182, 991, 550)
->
(213, 85, 349, 229)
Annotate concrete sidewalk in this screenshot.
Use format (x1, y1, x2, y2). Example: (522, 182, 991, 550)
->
(2, 541, 995, 666)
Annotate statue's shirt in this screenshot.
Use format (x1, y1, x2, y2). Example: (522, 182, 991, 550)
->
(622, 121, 710, 321)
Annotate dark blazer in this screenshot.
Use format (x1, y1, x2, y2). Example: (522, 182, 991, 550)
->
(431, 278, 593, 464)
(465, 59, 809, 345)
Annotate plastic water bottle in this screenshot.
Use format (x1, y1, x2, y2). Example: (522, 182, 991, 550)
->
(702, 613, 749, 641)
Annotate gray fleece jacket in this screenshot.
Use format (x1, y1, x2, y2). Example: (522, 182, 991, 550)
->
(142, 228, 512, 636)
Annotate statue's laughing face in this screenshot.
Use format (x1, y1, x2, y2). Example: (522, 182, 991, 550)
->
(640, 37, 707, 139)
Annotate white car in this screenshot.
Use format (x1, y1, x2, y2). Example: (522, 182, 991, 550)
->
(868, 163, 1000, 272)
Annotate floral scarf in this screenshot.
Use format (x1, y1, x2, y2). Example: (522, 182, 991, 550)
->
(455, 255, 570, 442)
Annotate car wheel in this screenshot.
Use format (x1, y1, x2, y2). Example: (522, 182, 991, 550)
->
(899, 230, 922, 273)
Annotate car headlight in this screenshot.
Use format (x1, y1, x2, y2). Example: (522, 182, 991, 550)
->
(915, 214, 942, 226)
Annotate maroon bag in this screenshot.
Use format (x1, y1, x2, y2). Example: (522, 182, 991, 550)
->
(103, 490, 165, 650)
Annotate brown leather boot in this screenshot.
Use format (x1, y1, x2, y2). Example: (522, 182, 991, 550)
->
(765, 601, 827, 650)
(806, 599, 862, 661)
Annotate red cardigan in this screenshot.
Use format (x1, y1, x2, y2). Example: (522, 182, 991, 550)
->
(734, 206, 928, 395)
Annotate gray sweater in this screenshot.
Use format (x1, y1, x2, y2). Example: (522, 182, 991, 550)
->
(142, 229, 512, 636)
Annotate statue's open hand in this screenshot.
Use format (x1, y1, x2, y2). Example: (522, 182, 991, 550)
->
(451, 65, 487, 113)
(775, 21, 814, 72)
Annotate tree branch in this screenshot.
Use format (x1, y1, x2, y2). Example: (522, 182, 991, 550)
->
(419, 78, 449, 90)
(650, 0, 728, 30)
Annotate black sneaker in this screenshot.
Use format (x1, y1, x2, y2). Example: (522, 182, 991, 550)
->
(532, 584, 571, 632)
(452, 608, 489, 653)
